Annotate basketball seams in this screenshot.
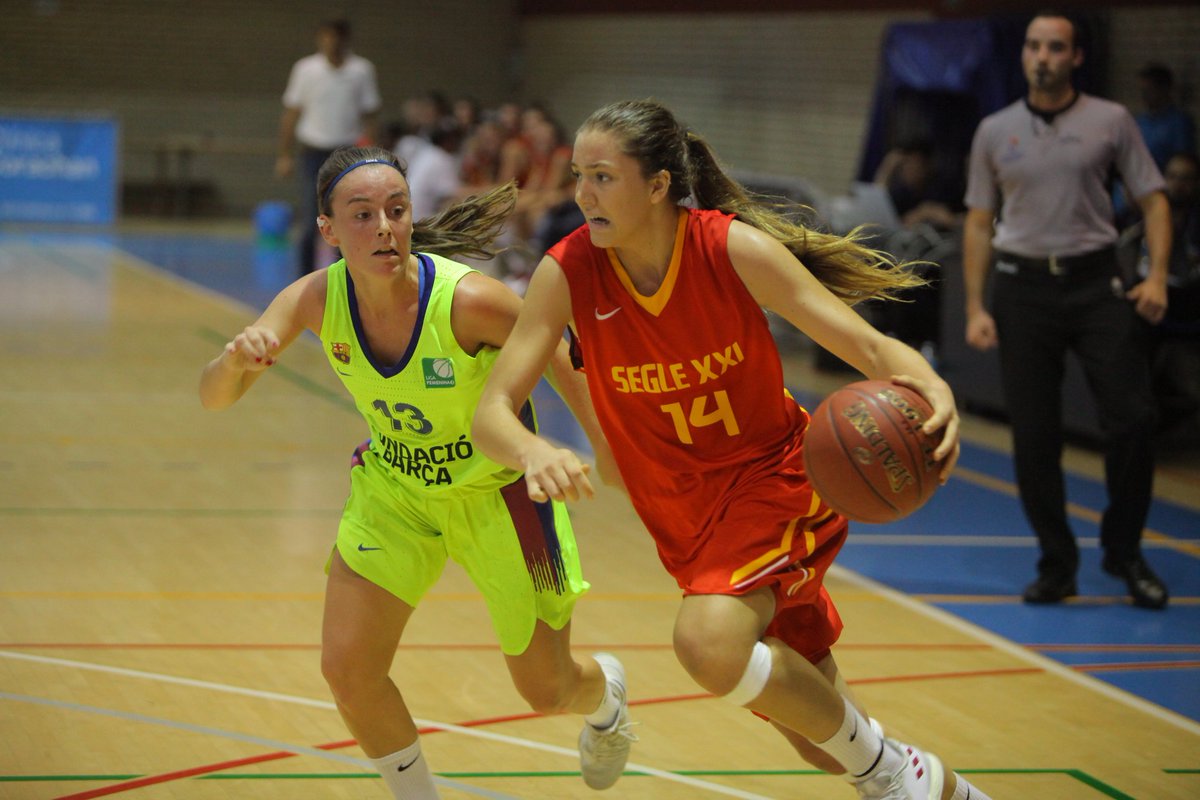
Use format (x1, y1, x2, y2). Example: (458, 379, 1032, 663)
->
(840, 387, 904, 519)
(821, 389, 899, 522)
(865, 385, 931, 500)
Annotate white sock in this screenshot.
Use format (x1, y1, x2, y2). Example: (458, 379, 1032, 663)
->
(952, 773, 991, 800)
(814, 697, 897, 780)
(583, 675, 621, 730)
(372, 739, 439, 799)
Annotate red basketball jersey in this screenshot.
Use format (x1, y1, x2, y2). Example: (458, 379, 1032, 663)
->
(549, 208, 817, 553)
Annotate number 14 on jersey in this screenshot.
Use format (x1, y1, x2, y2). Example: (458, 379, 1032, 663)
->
(660, 390, 741, 444)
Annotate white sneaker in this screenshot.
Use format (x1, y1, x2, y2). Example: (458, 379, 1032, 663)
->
(855, 738, 944, 800)
(578, 653, 637, 790)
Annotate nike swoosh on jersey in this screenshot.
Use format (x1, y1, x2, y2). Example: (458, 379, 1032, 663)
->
(357, 543, 383, 552)
(594, 306, 622, 320)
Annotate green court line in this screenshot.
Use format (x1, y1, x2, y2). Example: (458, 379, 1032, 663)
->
(0, 768, 1140, 796)
(197, 326, 357, 413)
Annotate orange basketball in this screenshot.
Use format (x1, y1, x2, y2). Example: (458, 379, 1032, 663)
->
(802, 380, 943, 524)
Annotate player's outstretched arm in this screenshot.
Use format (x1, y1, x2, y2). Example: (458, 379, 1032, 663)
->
(199, 273, 321, 410)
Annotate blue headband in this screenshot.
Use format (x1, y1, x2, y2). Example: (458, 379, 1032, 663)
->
(321, 158, 403, 207)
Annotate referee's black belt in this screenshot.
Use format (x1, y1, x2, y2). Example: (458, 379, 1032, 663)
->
(994, 246, 1115, 277)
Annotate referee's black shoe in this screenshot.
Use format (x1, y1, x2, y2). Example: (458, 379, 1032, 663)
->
(1022, 574, 1077, 604)
(1103, 556, 1169, 610)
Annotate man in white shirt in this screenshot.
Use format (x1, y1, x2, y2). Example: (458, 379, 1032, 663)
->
(276, 18, 382, 274)
(406, 121, 464, 222)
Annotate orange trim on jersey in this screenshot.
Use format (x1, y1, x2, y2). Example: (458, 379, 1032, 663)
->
(729, 517, 797, 588)
(605, 208, 688, 317)
(729, 494, 828, 588)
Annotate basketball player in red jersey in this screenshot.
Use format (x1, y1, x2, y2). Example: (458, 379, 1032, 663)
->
(474, 100, 989, 800)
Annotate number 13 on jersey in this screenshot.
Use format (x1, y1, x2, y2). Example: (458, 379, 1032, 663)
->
(660, 390, 741, 444)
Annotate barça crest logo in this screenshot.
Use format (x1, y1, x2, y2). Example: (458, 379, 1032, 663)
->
(331, 342, 352, 364)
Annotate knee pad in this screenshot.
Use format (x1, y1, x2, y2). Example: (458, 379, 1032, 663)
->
(723, 640, 773, 707)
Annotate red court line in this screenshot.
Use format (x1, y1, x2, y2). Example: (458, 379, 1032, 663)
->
(53, 740, 354, 800)
(49, 666, 1048, 799)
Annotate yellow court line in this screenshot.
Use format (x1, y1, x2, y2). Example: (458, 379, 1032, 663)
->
(915, 594, 1200, 606)
(952, 465, 1200, 557)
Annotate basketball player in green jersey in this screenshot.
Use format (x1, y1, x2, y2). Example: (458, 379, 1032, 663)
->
(199, 146, 635, 798)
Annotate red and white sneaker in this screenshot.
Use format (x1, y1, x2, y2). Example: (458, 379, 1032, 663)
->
(855, 738, 944, 800)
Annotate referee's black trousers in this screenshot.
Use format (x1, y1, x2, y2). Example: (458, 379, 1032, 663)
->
(992, 263, 1157, 581)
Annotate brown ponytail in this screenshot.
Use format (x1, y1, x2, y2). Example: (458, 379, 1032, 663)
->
(579, 100, 925, 305)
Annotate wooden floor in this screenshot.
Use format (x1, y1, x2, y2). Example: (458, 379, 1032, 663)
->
(2, 236, 1198, 799)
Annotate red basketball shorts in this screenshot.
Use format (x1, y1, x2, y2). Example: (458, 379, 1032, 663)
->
(671, 450, 848, 664)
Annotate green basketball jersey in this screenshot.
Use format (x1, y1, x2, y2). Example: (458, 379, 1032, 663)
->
(320, 254, 529, 494)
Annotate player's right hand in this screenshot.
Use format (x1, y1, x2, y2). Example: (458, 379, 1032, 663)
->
(521, 439, 595, 503)
(223, 326, 280, 372)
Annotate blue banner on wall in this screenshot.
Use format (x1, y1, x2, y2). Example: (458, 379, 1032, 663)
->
(0, 114, 119, 224)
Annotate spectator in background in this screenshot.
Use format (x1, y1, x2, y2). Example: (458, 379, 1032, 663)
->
(393, 92, 450, 169)
(406, 119, 465, 222)
(963, 12, 1171, 610)
(492, 104, 578, 292)
(873, 137, 962, 230)
(460, 116, 507, 191)
(511, 109, 577, 247)
(276, 18, 381, 275)
(1116, 63, 1198, 224)
(1127, 152, 1200, 451)
(1135, 63, 1197, 171)
(494, 101, 523, 142)
(871, 137, 964, 362)
(452, 95, 482, 134)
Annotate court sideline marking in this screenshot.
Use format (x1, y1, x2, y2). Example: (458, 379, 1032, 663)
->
(831, 566, 1200, 737)
(0, 651, 776, 800)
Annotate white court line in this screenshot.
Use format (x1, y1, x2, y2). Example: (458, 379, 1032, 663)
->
(0, 691, 516, 800)
(0, 649, 775, 800)
(830, 565, 1200, 737)
(849, 534, 1037, 547)
(847, 534, 1182, 549)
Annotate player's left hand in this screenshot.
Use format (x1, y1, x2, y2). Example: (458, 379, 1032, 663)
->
(891, 373, 961, 483)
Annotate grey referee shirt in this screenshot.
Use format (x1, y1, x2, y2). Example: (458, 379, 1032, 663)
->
(964, 93, 1164, 259)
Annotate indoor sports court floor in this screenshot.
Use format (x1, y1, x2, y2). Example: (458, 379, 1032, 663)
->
(1, 225, 1197, 799)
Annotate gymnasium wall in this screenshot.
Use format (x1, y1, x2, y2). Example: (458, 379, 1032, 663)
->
(0, 0, 519, 219)
(519, 5, 1200, 204)
(2, 2, 1197, 220)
